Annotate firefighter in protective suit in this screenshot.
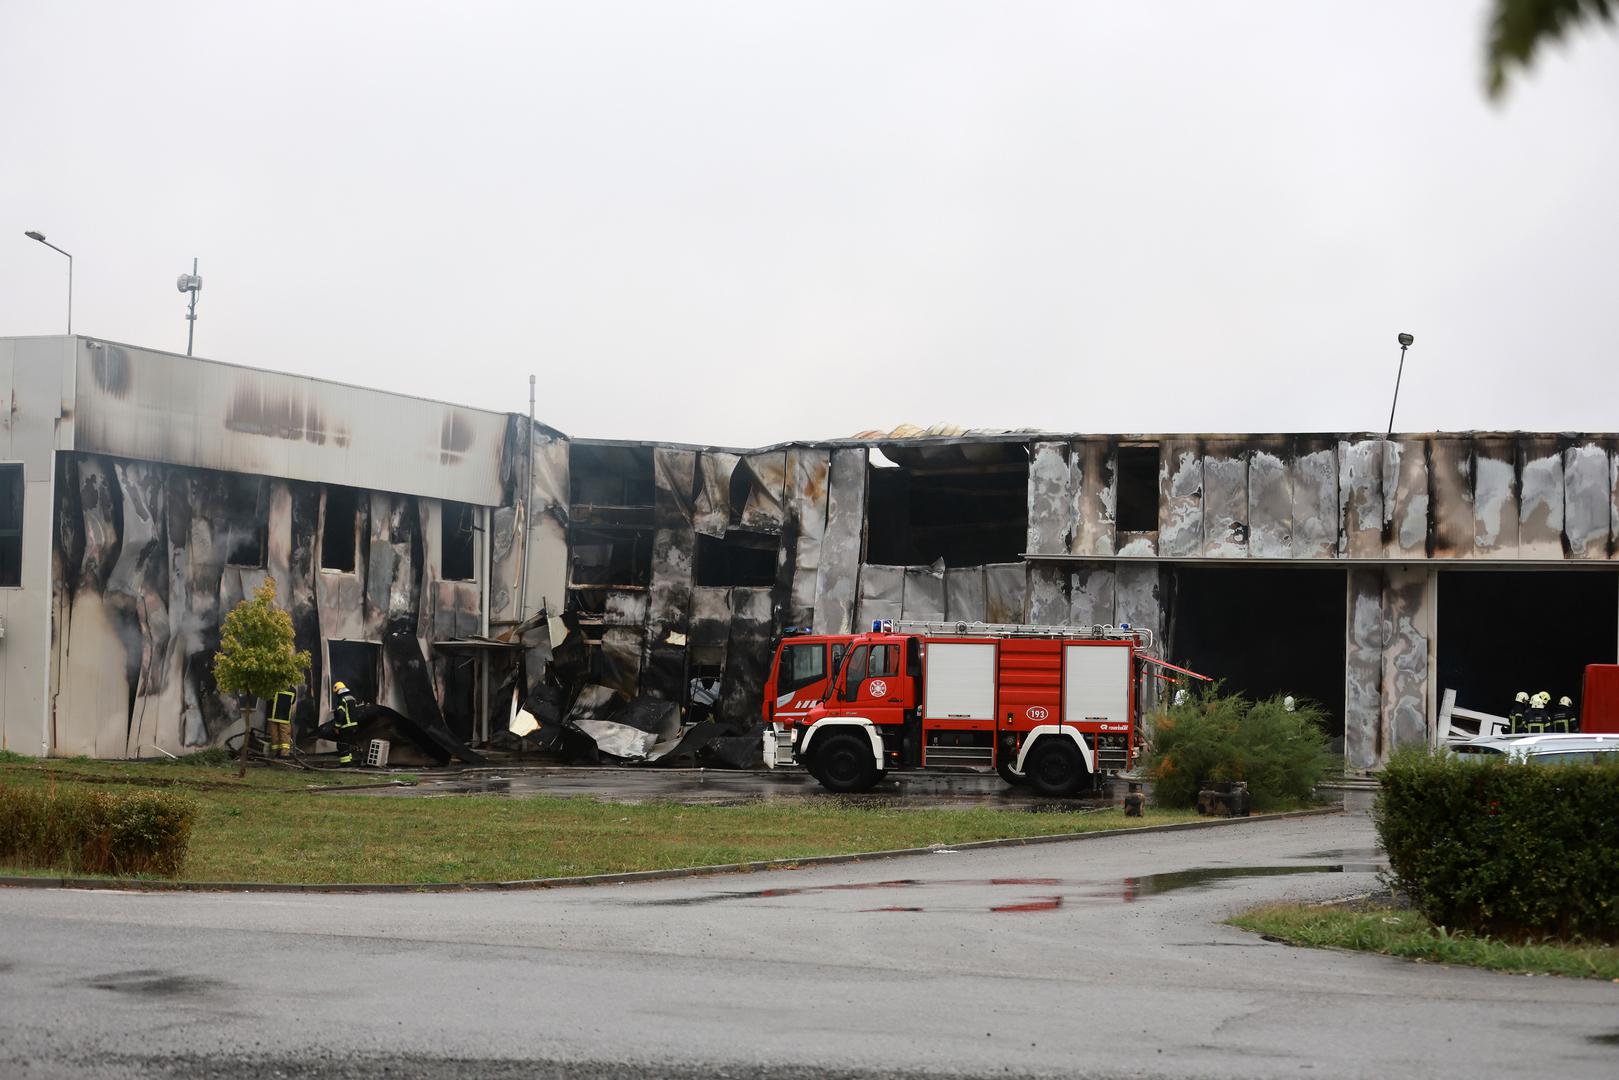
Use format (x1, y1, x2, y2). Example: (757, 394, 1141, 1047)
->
(329, 681, 361, 765)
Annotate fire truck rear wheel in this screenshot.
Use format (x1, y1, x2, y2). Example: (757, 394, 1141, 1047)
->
(815, 731, 879, 793)
(1025, 738, 1086, 797)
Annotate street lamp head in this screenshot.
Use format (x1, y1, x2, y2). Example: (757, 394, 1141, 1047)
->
(1397, 332, 1414, 347)
(24, 230, 45, 242)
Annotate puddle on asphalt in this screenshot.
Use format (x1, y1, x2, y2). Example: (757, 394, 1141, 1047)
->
(1122, 863, 1383, 898)
(82, 969, 229, 997)
(632, 863, 1386, 913)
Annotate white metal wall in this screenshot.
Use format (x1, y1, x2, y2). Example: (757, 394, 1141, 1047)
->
(0, 337, 69, 755)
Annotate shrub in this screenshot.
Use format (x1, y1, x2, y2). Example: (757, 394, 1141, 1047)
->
(1375, 749, 1619, 941)
(0, 784, 197, 878)
(1141, 688, 1337, 811)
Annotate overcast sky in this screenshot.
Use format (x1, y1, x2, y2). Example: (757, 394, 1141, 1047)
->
(3, 1, 1617, 447)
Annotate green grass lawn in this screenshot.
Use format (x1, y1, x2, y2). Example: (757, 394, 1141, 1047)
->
(1231, 902, 1619, 981)
(1, 757, 1215, 885)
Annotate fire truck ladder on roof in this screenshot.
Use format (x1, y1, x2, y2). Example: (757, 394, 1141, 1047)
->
(884, 619, 1155, 651)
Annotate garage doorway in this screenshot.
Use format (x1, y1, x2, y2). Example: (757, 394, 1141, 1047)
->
(1168, 566, 1348, 749)
(1438, 570, 1619, 719)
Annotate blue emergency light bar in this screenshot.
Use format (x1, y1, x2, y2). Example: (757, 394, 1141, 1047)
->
(870, 619, 894, 633)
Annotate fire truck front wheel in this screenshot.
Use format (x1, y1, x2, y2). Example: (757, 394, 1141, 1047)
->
(813, 731, 880, 793)
(1024, 738, 1088, 797)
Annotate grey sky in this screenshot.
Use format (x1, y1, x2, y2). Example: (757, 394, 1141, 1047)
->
(4, 1, 1617, 447)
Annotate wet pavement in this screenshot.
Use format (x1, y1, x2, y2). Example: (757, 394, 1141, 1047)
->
(3, 808, 1615, 1078)
(338, 765, 1123, 811)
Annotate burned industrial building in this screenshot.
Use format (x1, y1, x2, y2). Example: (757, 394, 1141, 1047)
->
(3, 337, 1617, 773)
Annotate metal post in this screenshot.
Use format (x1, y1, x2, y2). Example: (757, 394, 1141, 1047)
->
(23, 231, 72, 334)
(516, 375, 537, 622)
(186, 258, 199, 355)
(1386, 333, 1414, 438)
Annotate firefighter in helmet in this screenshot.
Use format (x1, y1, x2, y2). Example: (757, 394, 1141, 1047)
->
(331, 680, 361, 765)
(1510, 691, 1529, 734)
(267, 687, 296, 758)
(1552, 694, 1576, 733)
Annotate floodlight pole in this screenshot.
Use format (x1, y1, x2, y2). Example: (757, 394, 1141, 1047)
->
(1386, 333, 1414, 438)
(23, 231, 72, 334)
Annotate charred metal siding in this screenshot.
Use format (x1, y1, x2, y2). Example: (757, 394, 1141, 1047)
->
(2, 335, 576, 760)
(71, 339, 508, 505)
(46, 450, 504, 757)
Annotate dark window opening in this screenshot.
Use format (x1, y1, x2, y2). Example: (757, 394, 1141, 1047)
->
(695, 530, 777, 587)
(864, 444, 1028, 567)
(225, 475, 268, 568)
(0, 464, 21, 587)
(1115, 444, 1161, 534)
(1439, 571, 1618, 721)
(569, 443, 654, 516)
(440, 654, 478, 743)
(442, 501, 477, 581)
(321, 487, 359, 572)
(569, 525, 652, 589)
(779, 642, 827, 695)
(327, 640, 380, 705)
(1169, 566, 1347, 747)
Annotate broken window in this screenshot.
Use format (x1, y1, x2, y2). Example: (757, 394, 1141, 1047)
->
(224, 475, 268, 569)
(694, 530, 777, 587)
(321, 486, 359, 573)
(1115, 444, 1161, 534)
(441, 501, 477, 582)
(569, 443, 654, 509)
(0, 464, 21, 587)
(569, 527, 652, 589)
(567, 442, 655, 615)
(327, 640, 380, 704)
(864, 444, 1028, 567)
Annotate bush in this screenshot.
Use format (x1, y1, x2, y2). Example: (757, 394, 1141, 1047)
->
(0, 783, 197, 878)
(1141, 689, 1338, 811)
(1375, 749, 1619, 941)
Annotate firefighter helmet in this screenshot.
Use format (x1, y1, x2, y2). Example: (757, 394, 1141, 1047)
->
(1559, 695, 1573, 707)
(333, 681, 349, 694)
(1514, 691, 1529, 703)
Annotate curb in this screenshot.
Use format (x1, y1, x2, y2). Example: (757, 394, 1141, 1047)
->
(0, 806, 1342, 896)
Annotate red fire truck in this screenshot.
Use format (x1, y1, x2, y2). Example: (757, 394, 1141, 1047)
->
(762, 620, 1207, 796)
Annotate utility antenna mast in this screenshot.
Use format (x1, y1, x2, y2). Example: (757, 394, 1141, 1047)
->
(177, 259, 203, 355)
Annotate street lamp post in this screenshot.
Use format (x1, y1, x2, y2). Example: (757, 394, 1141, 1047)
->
(23, 231, 72, 334)
(1386, 332, 1414, 438)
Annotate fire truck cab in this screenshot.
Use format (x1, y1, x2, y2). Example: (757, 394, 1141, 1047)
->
(766, 620, 1202, 796)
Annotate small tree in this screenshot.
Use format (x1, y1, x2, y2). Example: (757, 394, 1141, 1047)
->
(213, 578, 311, 776)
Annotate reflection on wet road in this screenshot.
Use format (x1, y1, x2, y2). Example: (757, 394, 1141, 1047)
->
(629, 862, 1385, 913)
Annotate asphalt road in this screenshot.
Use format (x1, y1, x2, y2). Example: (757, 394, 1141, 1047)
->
(2, 809, 1615, 1079)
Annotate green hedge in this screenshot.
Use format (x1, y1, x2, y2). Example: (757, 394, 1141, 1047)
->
(1376, 749, 1619, 941)
(1141, 689, 1337, 811)
(0, 784, 197, 878)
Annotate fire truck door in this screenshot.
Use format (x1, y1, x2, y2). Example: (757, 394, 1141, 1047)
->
(843, 643, 905, 730)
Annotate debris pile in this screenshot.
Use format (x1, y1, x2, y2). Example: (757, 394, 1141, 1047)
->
(491, 682, 763, 768)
